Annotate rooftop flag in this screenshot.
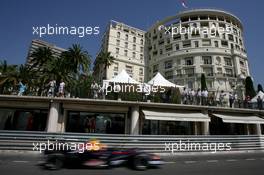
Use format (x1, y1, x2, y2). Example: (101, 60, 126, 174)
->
(181, 0, 188, 8)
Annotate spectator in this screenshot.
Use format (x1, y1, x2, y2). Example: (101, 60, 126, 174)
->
(219, 90, 225, 107)
(202, 89, 208, 105)
(189, 89, 195, 105)
(196, 88, 202, 105)
(234, 93, 238, 108)
(229, 92, 234, 108)
(58, 80, 65, 97)
(182, 87, 188, 104)
(47, 79, 56, 97)
(257, 96, 263, 110)
(244, 95, 251, 108)
(18, 80, 26, 96)
(91, 80, 99, 99)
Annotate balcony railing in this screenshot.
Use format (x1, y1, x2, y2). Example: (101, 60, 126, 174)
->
(175, 73, 237, 78)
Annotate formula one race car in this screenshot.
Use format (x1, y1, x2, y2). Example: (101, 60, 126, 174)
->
(43, 140, 163, 171)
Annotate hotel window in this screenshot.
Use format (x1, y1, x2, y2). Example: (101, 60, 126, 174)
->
(219, 23, 225, 28)
(140, 54, 143, 60)
(133, 44, 136, 50)
(125, 34, 129, 41)
(132, 52, 136, 58)
(124, 50, 128, 56)
(224, 57, 232, 66)
(140, 39, 144, 45)
(228, 34, 234, 41)
(139, 77, 143, 83)
(240, 60, 245, 67)
(164, 60, 172, 69)
(126, 65, 133, 77)
(202, 56, 212, 64)
(133, 37, 136, 43)
(214, 41, 219, 47)
(235, 37, 238, 44)
(239, 39, 243, 46)
(194, 41, 199, 48)
(125, 42, 128, 48)
(221, 40, 228, 47)
(140, 46, 144, 53)
(153, 64, 158, 73)
(222, 33, 226, 40)
(173, 34, 181, 40)
(165, 71, 173, 79)
(182, 40, 191, 48)
(217, 67, 223, 74)
(117, 32, 120, 38)
(185, 57, 193, 65)
(216, 56, 221, 65)
(116, 39, 120, 46)
(185, 68, 195, 77)
(115, 48, 119, 54)
(165, 44, 173, 51)
(175, 44, 180, 50)
(200, 22, 209, 27)
(139, 68, 143, 76)
(225, 68, 233, 77)
(160, 49, 163, 55)
(177, 59, 181, 65)
(167, 37, 171, 44)
(202, 39, 211, 46)
(184, 34, 188, 40)
(191, 30, 200, 37)
(113, 63, 119, 72)
(158, 39, 164, 45)
(203, 67, 213, 76)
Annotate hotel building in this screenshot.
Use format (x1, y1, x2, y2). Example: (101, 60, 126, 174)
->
(145, 9, 250, 95)
(26, 39, 66, 66)
(93, 20, 145, 83)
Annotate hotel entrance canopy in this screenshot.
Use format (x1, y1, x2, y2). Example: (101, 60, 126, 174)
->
(142, 110, 210, 122)
(212, 114, 264, 124)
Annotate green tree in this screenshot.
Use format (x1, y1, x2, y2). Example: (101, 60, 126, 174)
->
(245, 76, 256, 98)
(61, 44, 91, 74)
(257, 84, 263, 92)
(94, 51, 115, 70)
(29, 47, 54, 69)
(201, 73, 207, 91)
(171, 88, 181, 104)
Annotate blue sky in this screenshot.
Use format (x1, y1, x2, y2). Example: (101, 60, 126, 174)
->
(0, 0, 263, 86)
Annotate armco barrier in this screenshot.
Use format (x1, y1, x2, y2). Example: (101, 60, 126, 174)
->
(0, 130, 263, 153)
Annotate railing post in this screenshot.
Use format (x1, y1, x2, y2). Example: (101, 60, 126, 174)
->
(255, 124, 262, 135)
(46, 101, 60, 132)
(130, 106, 139, 135)
(202, 110, 210, 135)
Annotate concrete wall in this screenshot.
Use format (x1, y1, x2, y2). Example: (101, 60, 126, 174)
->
(0, 95, 263, 135)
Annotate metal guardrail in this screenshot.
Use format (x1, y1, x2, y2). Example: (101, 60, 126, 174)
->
(0, 130, 263, 153)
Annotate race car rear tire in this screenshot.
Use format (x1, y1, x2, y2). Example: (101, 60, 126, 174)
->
(132, 155, 148, 171)
(45, 154, 64, 170)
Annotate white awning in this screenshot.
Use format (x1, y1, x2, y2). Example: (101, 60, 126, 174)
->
(142, 110, 210, 122)
(212, 114, 264, 124)
(147, 72, 184, 88)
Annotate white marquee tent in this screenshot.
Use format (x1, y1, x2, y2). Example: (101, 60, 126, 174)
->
(250, 91, 264, 103)
(103, 69, 140, 84)
(147, 72, 184, 88)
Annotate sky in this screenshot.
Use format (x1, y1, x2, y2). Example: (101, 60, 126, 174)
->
(0, 0, 263, 86)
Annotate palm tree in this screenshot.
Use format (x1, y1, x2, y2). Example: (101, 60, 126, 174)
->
(29, 47, 54, 69)
(61, 44, 91, 74)
(94, 51, 115, 70)
(0, 60, 19, 94)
